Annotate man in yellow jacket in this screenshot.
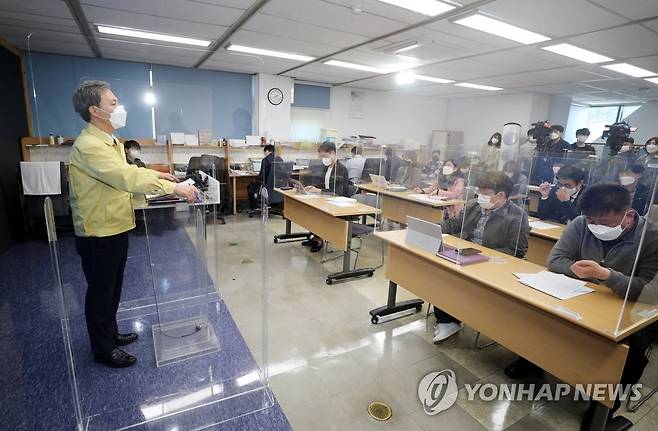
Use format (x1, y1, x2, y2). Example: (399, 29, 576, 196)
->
(70, 80, 197, 368)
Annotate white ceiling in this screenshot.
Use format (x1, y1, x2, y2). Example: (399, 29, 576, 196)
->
(2, 0, 658, 104)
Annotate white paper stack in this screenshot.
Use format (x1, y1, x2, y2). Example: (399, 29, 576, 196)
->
(170, 132, 185, 145)
(514, 271, 594, 300)
(529, 220, 559, 230)
(326, 196, 356, 207)
(408, 194, 447, 202)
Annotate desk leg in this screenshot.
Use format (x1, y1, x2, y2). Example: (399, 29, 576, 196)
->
(368, 281, 424, 324)
(273, 219, 311, 243)
(326, 222, 376, 285)
(232, 178, 237, 215)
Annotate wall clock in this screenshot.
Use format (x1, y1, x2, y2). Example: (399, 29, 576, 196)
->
(267, 87, 284, 105)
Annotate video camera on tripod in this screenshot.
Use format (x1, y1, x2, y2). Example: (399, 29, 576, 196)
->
(527, 121, 552, 152)
(602, 121, 637, 156)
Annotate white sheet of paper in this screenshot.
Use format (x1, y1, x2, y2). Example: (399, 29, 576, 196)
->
(296, 194, 322, 199)
(530, 220, 560, 230)
(327, 201, 355, 207)
(514, 271, 594, 300)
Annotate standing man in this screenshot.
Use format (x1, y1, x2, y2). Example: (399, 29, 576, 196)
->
(69, 81, 198, 368)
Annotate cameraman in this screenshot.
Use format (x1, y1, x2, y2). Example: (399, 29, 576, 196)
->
(570, 128, 596, 159)
(531, 124, 570, 184)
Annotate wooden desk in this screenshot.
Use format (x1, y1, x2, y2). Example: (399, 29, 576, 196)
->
(371, 230, 658, 423)
(527, 217, 566, 266)
(229, 171, 258, 215)
(357, 183, 463, 224)
(275, 189, 380, 284)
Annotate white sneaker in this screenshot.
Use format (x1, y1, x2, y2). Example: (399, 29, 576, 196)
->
(432, 323, 463, 344)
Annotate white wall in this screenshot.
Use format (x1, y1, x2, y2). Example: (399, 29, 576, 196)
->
(445, 93, 548, 151)
(253, 73, 293, 141)
(625, 100, 658, 146)
(290, 86, 447, 148)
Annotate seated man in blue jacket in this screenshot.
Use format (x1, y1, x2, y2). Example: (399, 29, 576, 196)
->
(506, 184, 658, 430)
(538, 165, 586, 224)
(432, 171, 530, 342)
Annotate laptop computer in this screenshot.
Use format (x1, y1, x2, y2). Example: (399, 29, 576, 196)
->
(368, 174, 407, 191)
(405, 216, 443, 254)
(289, 178, 309, 194)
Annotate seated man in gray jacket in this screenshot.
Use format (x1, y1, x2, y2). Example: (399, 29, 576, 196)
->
(432, 171, 530, 343)
(504, 183, 658, 429)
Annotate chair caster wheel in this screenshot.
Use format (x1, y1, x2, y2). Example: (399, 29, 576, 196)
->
(371, 315, 379, 324)
(326, 279, 333, 285)
(273, 238, 278, 243)
(415, 305, 422, 311)
(367, 272, 374, 277)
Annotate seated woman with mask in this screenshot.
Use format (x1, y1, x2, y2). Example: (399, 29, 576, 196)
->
(414, 159, 465, 218)
(619, 164, 651, 216)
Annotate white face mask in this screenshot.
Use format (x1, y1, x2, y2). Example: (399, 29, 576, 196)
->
(647, 144, 658, 154)
(619, 175, 636, 186)
(477, 194, 494, 210)
(576, 135, 587, 145)
(505, 172, 514, 178)
(620, 145, 630, 153)
(550, 132, 560, 140)
(587, 213, 628, 241)
(321, 157, 332, 167)
(527, 136, 537, 144)
(562, 186, 578, 196)
(442, 166, 454, 175)
(552, 166, 561, 175)
(490, 138, 499, 145)
(128, 149, 140, 159)
(98, 105, 127, 129)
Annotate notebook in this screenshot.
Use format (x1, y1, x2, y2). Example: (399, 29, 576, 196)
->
(437, 244, 490, 266)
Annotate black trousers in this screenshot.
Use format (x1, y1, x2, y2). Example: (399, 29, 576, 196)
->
(75, 232, 129, 354)
(433, 307, 462, 324)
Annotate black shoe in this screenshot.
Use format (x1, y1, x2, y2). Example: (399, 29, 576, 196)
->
(504, 357, 543, 379)
(94, 348, 137, 368)
(310, 242, 323, 252)
(116, 332, 138, 346)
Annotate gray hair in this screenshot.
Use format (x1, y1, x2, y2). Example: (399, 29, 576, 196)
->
(72, 80, 110, 122)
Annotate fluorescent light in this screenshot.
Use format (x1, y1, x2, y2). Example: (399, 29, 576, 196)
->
(541, 43, 613, 64)
(455, 82, 503, 91)
(645, 77, 658, 85)
(323, 60, 389, 74)
(96, 25, 211, 47)
(226, 43, 314, 62)
(415, 74, 454, 84)
(395, 71, 416, 85)
(143, 92, 156, 106)
(376, 0, 456, 17)
(454, 14, 550, 45)
(602, 63, 657, 78)
(396, 54, 419, 62)
(394, 43, 419, 54)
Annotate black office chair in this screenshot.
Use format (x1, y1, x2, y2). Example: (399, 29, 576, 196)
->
(626, 326, 658, 412)
(248, 161, 293, 218)
(187, 154, 229, 222)
(361, 158, 384, 182)
(18, 161, 71, 239)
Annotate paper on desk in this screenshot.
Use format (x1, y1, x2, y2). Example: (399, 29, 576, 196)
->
(327, 201, 355, 207)
(296, 194, 322, 199)
(407, 194, 447, 202)
(530, 220, 560, 230)
(328, 196, 357, 203)
(514, 271, 594, 300)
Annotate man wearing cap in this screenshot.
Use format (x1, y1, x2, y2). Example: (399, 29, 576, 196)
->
(571, 128, 597, 159)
